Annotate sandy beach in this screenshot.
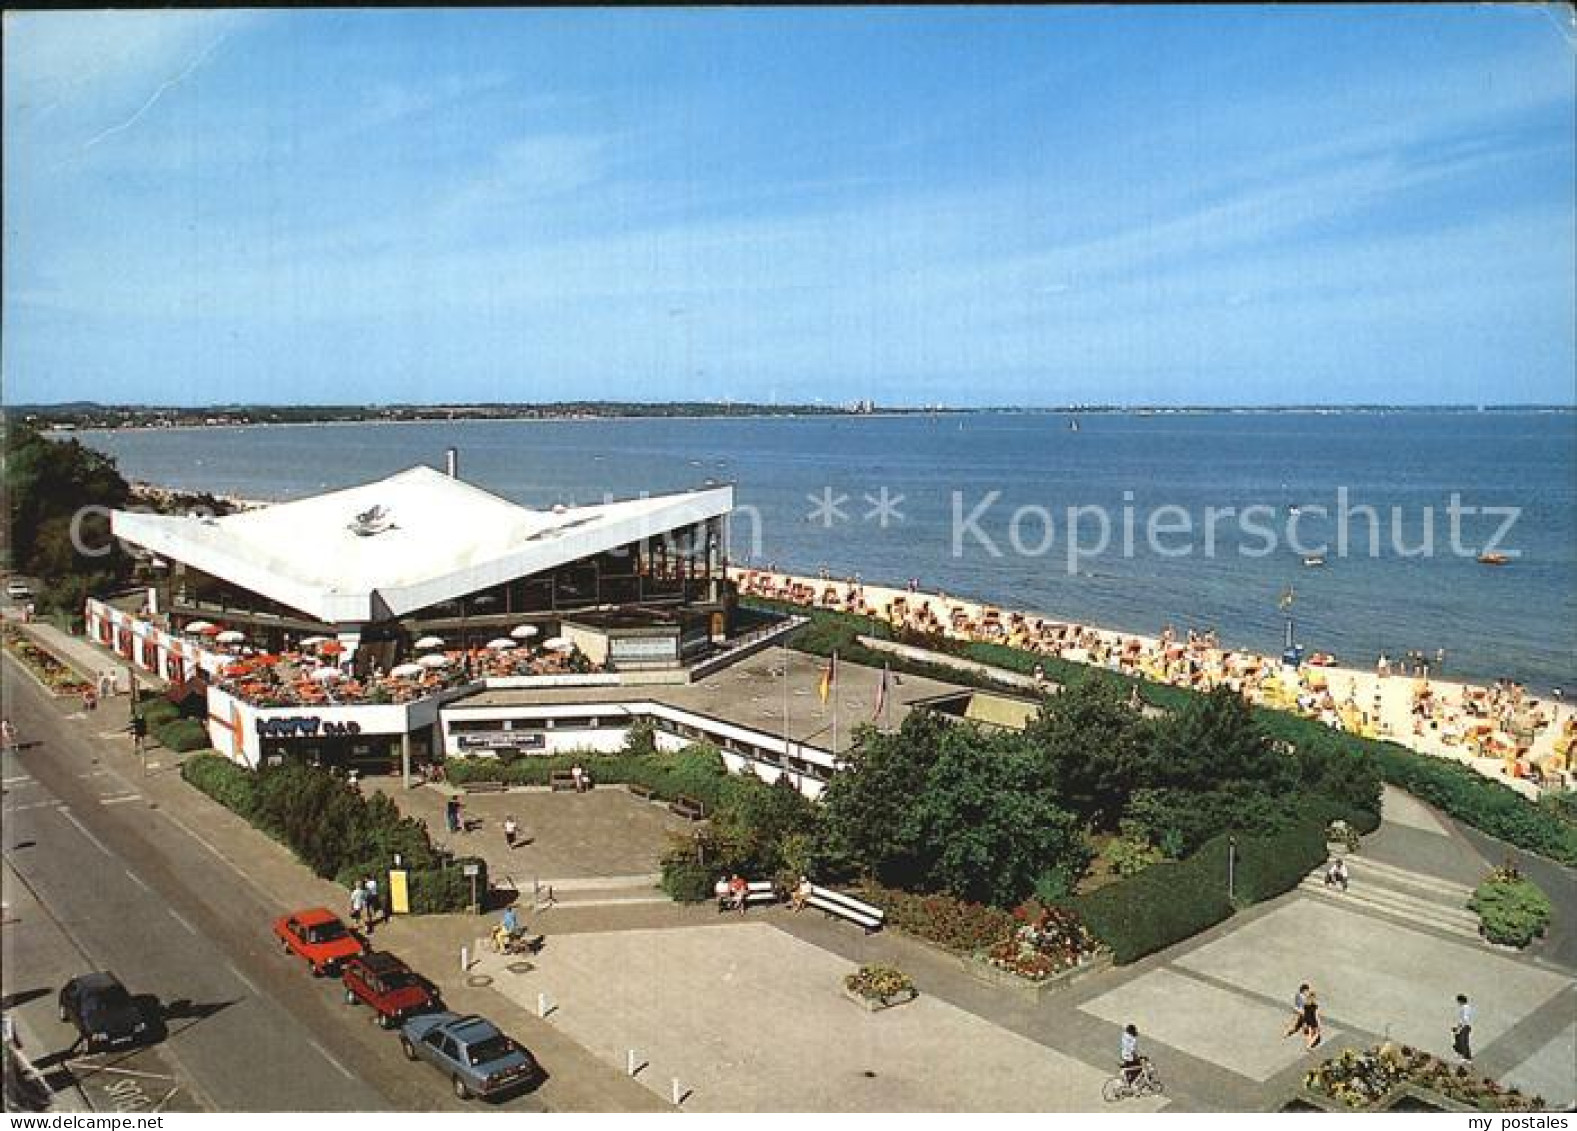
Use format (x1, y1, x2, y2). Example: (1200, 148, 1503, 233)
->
(732, 566, 1574, 799)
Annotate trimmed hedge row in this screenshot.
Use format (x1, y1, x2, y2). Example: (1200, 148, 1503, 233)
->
(181, 754, 483, 913)
(1069, 819, 1330, 964)
(445, 747, 747, 812)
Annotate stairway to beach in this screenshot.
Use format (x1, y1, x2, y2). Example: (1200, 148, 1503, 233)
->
(1299, 855, 1482, 944)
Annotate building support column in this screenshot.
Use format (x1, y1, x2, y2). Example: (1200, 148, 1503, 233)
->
(401, 731, 412, 790)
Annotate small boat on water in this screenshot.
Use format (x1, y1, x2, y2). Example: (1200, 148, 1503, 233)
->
(1477, 552, 1510, 566)
(1303, 555, 1325, 568)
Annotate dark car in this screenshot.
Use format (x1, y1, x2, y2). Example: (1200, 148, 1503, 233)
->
(341, 952, 441, 1029)
(400, 1012, 539, 1101)
(58, 972, 148, 1053)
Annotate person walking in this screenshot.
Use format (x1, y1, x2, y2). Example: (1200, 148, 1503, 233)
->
(349, 882, 366, 933)
(363, 876, 381, 929)
(1, 718, 16, 752)
(1300, 989, 1323, 1049)
(1452, 993, 1474, 1065)
(502, 815, 519, 851)
(1284, 983, 1310, 1038)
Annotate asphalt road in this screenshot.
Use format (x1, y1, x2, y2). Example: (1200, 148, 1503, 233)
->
(2, 654, 538, 1112)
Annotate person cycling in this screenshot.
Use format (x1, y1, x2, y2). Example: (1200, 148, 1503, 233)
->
(1119, 1024, 1143, 1087)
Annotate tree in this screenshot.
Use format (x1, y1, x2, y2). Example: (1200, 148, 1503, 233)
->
(1152, 685, 1292, 793)
(911, 727, 1088, 907)
(3, 422, 133, 610)
(1023, 675, 1154, 829)
(817, 712, 950, 888)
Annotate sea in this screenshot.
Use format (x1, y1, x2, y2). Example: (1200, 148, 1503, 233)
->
(76, 411, 1577, 693)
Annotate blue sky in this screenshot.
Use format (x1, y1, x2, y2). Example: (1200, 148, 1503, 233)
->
(4, 7, 1574, 407)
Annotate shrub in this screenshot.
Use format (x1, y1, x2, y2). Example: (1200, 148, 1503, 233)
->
(1468, 876, 1552, 948)
(1069, 847, 1236, 964)
(407, 858, 488, 914)
(154, 717, 210, 753)
(139, 699, 180, 728)
(181, 753, 257, 814)
(1223, 821, 1328, 905)
(860, 883, 1018, 953)
(1106, 833, 1163, 878)
(660, 857, 715, 903)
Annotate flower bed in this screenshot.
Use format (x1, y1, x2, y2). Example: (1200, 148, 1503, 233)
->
(1303, 1045, 1547, 1112)
(979, 903, 1101, 982)
(860, 883, 1018, 953)
(843, 965, 916, 1010)
(2, 628, 90, 695)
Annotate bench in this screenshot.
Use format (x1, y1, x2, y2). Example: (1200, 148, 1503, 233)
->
(669, 795, 708, 821)
(463, 780, 506, 794)
(805, 884, 885, 933)
(716, 880, 778, 913)
(549, 770, 578, 792)
(626, 782, 658, 801)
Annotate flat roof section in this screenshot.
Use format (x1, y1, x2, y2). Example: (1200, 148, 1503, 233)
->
(111, 465, 732, 624)
(445, 646, 973, 754)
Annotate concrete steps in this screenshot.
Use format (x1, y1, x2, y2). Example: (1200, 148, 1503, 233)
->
(525, 873, 669, 910)
(1299, 859, 1482, 944)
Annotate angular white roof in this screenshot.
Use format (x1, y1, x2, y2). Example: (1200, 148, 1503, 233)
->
(112, 466, 732, 624)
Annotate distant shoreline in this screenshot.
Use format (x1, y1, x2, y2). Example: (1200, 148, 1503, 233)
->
(33, 402, 1577, 437)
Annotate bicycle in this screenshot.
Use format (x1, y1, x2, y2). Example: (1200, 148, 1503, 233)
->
(1102, 1057, 1164, 1102)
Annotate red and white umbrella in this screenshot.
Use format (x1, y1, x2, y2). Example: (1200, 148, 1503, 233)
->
(185, 620, 219, 635)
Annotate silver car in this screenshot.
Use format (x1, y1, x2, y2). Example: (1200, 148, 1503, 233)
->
(399, 1011, 539, 1101)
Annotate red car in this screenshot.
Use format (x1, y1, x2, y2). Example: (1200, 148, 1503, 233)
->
(274, 908, 364, 975)
(341, 952, 441, 1029)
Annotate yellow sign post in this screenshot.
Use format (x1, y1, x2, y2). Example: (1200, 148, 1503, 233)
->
(388, 869, 410, 916)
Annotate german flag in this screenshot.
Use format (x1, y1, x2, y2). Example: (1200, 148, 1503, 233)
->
(818, 651, 837, 704)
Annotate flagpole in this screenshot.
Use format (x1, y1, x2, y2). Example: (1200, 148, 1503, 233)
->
(831, 650, 839, 757)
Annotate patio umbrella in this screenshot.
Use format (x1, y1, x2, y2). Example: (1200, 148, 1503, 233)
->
(299, 635, 330, 647)
(486, 638, 518, 650)
(185, 621, 218, 635)
(310, 666, 344, 683)
(416, 653, 451, 669)
(414, 635, 446, 650)
(542, 637, 572, 652)
(215, 629, 246, 645)
(389, 662, 424, 679)
(510, 624, 540, 640)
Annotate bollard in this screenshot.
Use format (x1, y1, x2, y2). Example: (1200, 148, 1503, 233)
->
(627, 1049, 638, 1077)
(537, 992, 552, 1018)
(672, 1077, 683, 1106)
(460, 945, 469, 972)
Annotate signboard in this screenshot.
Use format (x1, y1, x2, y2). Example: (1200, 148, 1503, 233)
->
(463, 863, 480, 877)
(457, 732, 545, 751)
(388, 869, 409, 915)
(610, 635, 678, 661)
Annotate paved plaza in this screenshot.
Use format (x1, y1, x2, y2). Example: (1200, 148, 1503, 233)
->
(473, 922, 1163, 1112)
(367, 775, 688, 886)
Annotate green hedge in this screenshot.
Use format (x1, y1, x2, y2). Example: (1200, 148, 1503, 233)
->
(660, 858, 714, 903)
(139, 699, 180, 729)
(1070, 848, 1235, 965)
(180, 754, 475, 913)
(1067, 820, 1328, 965)
(153, 716, 210, 752)
(445, 747, 748, 812)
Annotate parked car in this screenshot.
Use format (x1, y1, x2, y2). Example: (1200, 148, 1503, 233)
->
(58, 972, 148, 1052)
(399, 1012, 540, 1101)
(273, 908, 364, 975)
(341, 952, 441, 1029)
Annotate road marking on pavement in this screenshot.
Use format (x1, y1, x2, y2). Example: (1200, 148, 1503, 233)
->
(60, 808, 112, 856)
(2, 799, 64, 813)
(2, 775, 34, 787)
(154, 809, 277, 901)
(167, 907, 198, 936)
(100, 793, 143, 805)
(125, 869, 151, 893)
(310, 1040, 355, 1081)
(225, 962, 260, 997)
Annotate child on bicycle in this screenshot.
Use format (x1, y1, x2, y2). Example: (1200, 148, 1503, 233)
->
(1120, 1024, 1142, 1086)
